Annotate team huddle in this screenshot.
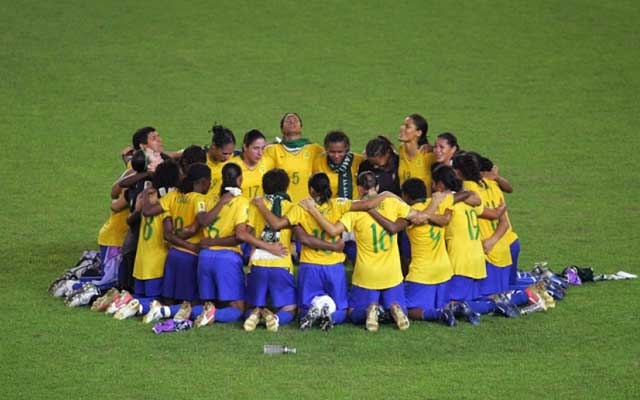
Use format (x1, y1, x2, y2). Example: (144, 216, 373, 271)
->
(49, 112, 566, 333)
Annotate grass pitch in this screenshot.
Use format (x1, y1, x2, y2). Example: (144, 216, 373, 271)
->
(1, 1, 639, 399)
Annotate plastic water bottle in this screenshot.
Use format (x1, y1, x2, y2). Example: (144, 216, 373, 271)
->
(263, 344, 297, 355)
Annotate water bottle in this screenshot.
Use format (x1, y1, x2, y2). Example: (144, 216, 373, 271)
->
(263, 344, 297, 355)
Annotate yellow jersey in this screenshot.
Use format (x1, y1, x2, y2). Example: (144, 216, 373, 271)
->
(159, 191, 207, 255)
(444, 200, 486, 279)
(264, 143, 324, 203)
(229, 156, 274, 200)
(133, 212, 169, 280)
(340, 197, 411, 290)
(398, 144, 437, 197)
(247, 198, 294, 272)
(463, 180, 512, 267)
(203, 195, 249, 254)
(97, 208, 130, 247)
(287, 198, 353, 265)
(312, 152, 364, 199)
(405, 195, 454, 285)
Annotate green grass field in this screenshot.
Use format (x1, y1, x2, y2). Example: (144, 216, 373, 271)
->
(2, 1, 639, 399)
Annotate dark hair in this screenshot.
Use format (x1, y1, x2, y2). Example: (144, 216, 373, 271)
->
(357, 171, 378, 190)
(180, 145, 206, 170)
(324, 130, 350, 150)
(152, 160, 181, 193)
(401, 178, 427, 202)
(477, 154, 494, 172)
(432, 165, 462, 192)
(220, 162, 242, 196)
(452, 152, 484, 187)
(408, 114, 429, 146)
(211, 124, 236, 147)
(263, 168, 290, 195)
(308, 173, 332, 205)
(132, 126, 156, 150)
(243, 129, 266, 148)
(365, 135, 394, 158)
(131, 149, 148, 173)
(436, 132, 459, 152)
(180, 162, 211, 193)
(279, 112, 303, 129)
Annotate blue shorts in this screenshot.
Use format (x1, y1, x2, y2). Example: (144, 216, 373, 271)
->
(198, 249, 245, 302)
(245, 266, 296, 307)
(405, 280, 450, 310)
(162, 248, 199, 302)
(509, 239, 521, 286)
(134, 277, 163, 298)
(297, 262, 348, 312)
(478, 262, 510, 296)
(447, 275, 480, 302)
(398, 230, 411, 259)
(349, 283, 406, 313)
(343, 240, 357, 263)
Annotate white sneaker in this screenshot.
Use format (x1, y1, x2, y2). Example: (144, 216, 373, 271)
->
(615, 271, 638, 279)
(52, 280, 79, 298)
(142, 300, 165, 324)
(263, 309, 279, 332)
(114, 299, 141, 320)
(105, 290, 133, 315)
(65, 283, 99, 307)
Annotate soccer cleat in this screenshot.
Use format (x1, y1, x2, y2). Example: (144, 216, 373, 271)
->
(299, 305, 321, 331)
(454, 301, 480, 325)
(174, 301, 193, 322)
(263, 309, 279, 332)
(65, 283, 99, 307)
(532, 282, 556, 309)
(194, 302, 215, 327)
(114, 299, 141, 320)
(243, 309, 261, 332)
(365, 304, 380, 332)
(105, 290, 133, 315)
(318, 304, 334, 331)
(441, 304, 457, 327)
(142, 300, 165, 324)
(91, 288, 120, 312)
(390, 303, 410, 330)
(521, 287, 546, 316)
(492, 294, 520, 318)
(52, 280, 80, 298)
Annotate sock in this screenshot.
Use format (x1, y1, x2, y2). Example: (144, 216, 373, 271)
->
(191, 305, 204, 318)
(422, 309, 442, 321)
(333, 309, 347, 325)
(509, 290, 529, 306)
(138, 298, 153, 314)
(276, 310, 294, 326)
(215, 307, 242, 322)
(469, 300, 495, 314)
(167, 304, 182, 318)
(161, 306, 170, 318)
(349, 308, 367, 324)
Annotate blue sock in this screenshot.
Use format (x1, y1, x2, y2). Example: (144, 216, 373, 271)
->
(510, 290, 529, 306)
(276, 310, 294, 326)
(167, 304, 182, 317)
(422, 308, 442, 321)
(333, 309, 348, 325)
(137, 298, 153, 314)
(469, 300, 495, 314)
(216, 307, 242, 322)
(191, 305, 204, 319)
(349, 308, 367, 324)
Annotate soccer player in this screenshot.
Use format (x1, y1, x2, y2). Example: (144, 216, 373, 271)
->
(300, 172, 414, 331)
(357, 135, 401, 195)
(142, 163, 211, 309)
(264, 112, 324, 203)
(312, 130, 364, 200)
(398, 114, 437, 197)
(243, 169, 297, 332)
(206, 124, 237, 202)
(193, 163, 288, 328)
(432, 132, 460, 167)
(231, 129, 275, 199)
(253, 172, 396, 330)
